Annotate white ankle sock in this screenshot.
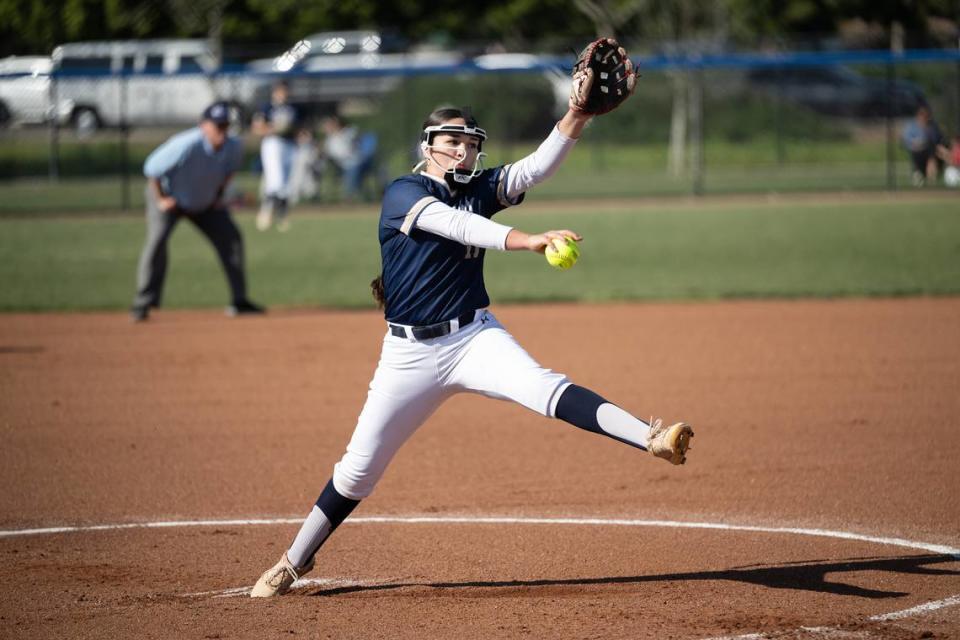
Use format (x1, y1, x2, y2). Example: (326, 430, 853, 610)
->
(286, 506, 332, 569)
(596, 403, 651, 448)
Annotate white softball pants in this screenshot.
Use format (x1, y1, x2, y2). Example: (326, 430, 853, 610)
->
(332, 310, 569, 500)
(260, 135, 296, 199)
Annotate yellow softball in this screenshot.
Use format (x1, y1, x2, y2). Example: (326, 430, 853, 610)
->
(544, 237, 580, 270)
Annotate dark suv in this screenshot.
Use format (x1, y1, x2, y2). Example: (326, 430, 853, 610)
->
(747, 65, 926, 118)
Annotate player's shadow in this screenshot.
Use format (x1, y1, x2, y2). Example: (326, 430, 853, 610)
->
(306, 553, 959, 599)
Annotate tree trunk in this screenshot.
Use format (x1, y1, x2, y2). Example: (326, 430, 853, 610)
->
(668, 71, 688, 178)
(207, 6, 223, 68)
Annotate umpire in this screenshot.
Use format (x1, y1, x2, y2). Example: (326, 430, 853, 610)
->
(130, 101, 265, 322)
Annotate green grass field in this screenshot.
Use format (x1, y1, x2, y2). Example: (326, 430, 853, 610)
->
(1, 197, 958, 313)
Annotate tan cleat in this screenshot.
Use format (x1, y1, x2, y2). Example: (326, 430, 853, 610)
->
(250, 553, 314, 598)
(647, 418, 694, 465)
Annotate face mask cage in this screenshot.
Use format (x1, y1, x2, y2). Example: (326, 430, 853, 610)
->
(414, 123, 488, 184)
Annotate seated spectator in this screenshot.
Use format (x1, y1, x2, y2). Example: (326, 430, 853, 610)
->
(901, 105, 948, 187)
(288, 128, 321, 204)
(319, 115, 382, 201)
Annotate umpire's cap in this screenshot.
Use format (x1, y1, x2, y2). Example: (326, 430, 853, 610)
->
(202, 101, 232, 125)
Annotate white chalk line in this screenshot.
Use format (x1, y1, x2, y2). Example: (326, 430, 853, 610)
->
(2, 516, 959, 559)
(182, 577, 385, 599)
(1, 515, 958, 634)
(869, 593, 960, 621)
(698, 594, 960, 639)
(701, 593, 960, 638)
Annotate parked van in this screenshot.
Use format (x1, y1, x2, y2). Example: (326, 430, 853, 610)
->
(0, 55, 52, 127)
(50, 39, 250, 133)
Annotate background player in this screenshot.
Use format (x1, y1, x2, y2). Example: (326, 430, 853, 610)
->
(251, 43, 693, 597)
(253, 80, 303, 231)
(130, 101, 264, 322)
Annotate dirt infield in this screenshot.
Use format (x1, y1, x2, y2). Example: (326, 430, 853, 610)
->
(1, 299, 958, 639)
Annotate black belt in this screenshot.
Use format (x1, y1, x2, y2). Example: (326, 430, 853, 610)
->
(389, 311, 476, 341)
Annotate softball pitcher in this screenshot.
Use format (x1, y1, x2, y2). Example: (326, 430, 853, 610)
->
(251, 39, 694, 597)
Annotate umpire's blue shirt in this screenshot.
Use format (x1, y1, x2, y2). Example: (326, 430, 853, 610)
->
(143, 127, 243, 211)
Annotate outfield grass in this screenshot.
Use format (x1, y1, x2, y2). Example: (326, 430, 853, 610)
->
(1, 198, 958, 313)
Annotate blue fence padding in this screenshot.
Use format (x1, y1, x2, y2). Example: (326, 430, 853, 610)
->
(2, 48, 958, 80)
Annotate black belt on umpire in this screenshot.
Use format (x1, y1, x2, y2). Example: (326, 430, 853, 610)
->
(388, 311, 476, 341)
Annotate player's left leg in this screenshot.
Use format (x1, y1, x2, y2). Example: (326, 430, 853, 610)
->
(553, 385, 693, 465)
(451, 312, 692, 464)
(190, 208, 261, 313)
(132, 192, 181, 317)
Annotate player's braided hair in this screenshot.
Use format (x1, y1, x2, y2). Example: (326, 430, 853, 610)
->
(371, 274, 386, 309)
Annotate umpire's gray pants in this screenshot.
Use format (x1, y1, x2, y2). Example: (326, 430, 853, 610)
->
(133, 188, 248, 308)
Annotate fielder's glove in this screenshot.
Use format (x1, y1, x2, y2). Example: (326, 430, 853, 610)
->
(569, 38, 637, 116)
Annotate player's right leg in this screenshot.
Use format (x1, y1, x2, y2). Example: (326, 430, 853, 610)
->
(251, 331, 449, 597)
(131, 188, 181, 321)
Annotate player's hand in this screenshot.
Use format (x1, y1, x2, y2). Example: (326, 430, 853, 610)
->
(158, 196, 178, 212)
(525, 230, 582, 254)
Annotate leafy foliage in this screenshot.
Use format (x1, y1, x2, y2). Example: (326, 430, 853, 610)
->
(2, 0, 957, 58)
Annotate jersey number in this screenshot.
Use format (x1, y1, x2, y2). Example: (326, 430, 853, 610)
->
(464, 245, 482, 259)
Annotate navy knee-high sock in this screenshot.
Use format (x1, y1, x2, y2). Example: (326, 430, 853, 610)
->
(554, 384, 650, 450)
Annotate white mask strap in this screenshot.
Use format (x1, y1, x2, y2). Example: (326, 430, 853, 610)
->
(416, 144, 486, 180)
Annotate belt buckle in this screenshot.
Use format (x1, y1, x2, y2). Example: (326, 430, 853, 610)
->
(394, 311, 476, 342)
(414, 321, 450, 340)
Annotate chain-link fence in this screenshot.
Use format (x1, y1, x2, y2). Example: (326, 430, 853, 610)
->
(1, 42, 958, 214)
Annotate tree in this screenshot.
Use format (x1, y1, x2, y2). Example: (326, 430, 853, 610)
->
(571, 0, 648, 38)
(167, 0, 232, 65)
(570, 0, 723, 177)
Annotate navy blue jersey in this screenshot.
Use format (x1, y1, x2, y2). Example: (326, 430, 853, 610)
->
(259, 102, 301, 140)
(379, 167, 524, 325)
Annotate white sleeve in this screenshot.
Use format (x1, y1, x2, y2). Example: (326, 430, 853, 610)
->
(413, 201, 514, 250)
(503, 125, 578, 200)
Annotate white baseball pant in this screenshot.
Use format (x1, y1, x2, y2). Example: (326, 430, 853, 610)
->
(260, 135, 296, 199)
(332, 309, 570, 500)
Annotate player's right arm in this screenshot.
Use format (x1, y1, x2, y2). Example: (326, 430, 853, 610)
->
(143, 134, 188, 212)
(147, 178, 177, 212)
(383, 179, 579, 253)
(417, 202, 582, 254)
(383, 179, 515, 250)
(505, 229, 582, 253)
